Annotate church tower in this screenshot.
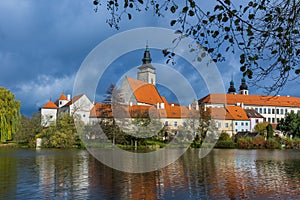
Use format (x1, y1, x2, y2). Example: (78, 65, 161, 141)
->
(239, 77, 249, 95)
(137, 44, 156, 85)
(227, 80, 236, 94)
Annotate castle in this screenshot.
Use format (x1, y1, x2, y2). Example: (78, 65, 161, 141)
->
(41, 46, 300, 136)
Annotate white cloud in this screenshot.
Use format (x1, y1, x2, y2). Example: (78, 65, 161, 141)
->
(15, 74, 75, 114)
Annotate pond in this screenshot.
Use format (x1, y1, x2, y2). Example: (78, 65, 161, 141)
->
(0, 148, 299, 199)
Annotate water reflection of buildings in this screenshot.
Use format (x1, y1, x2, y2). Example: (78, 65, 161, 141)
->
(88, 149, 300, 199)
(88, 154, 189, 199)
(35, 150, 89, 199)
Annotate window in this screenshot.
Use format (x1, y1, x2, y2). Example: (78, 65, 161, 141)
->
(259, 108, 262, 114)
(235, 129, 238, 132)
(241, 122, 244, 126)
(276, 109, 279, 114)
(272, 118, 275, 123)
(83, 114, 86, 118)
(280, 109, 284, 115)
(268, 108, 271, 114)
(264, 108, 266, 114)
(277, 118, 280, 123)
(272, 109, 275, 114)
(60, 101, 62, 105)
(242, 129, 244, 132)
(255, 108, 258, 112)
(285, 109, 288, 114)
(225, 123, 229, 128)
(255, 119, 259, 123)
(245, 122, 248, 126)
(165, 121, 168, 126)
(268, 118, 271, 123)
(235, 122, 238, 126)
(174, 121, 177, 127)
(50, 115, 53, 119)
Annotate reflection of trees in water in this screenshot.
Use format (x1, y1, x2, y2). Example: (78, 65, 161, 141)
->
(0, 149, 17, 199)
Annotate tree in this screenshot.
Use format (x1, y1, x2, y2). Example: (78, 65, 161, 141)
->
(197, 105, 217, 144)
(0, 87, 20, 142)
(15, 113, 42, 147)
(266, 123, 274, 139)
(254, 121, 268, 134)
(40, 114, 78, 148)
(277, 112, 300, 138)
(103, 83, 116, 104)
(92, 0, 300, 93)
(103, 83, 123, 104)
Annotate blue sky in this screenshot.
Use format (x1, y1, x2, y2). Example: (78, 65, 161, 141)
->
(0, 0, 299, 116)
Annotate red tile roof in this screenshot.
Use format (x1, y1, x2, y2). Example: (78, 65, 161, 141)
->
(199, 94, 300, 108)
(207, 107, 231, 120)
(58, 93, 67, 101)
(90, 103, 199, 119)
(226, 106, 249, 120)
(127, 77, 163, 105)
(42, 100, 58, 109)
(207, 106, 249, 120)
(90, 103, 113, 118)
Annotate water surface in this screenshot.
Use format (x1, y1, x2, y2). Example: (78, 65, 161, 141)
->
(0, 148, 299, 199)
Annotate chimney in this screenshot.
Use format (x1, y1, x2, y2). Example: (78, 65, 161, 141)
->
(171, 103, 174, 107)
(67, 94, 71, 101)
(160, 103, 165, 109)
(188, 104, 191, 110)
(157, 103, 160, 109)
(196, 104, 199, 111)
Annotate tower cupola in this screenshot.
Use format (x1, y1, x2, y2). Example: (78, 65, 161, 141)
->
(137, 44, 156, 85)
(239, 77, 249, 95)
(142, 44, 152, 64)
(227, 80, 236, 94)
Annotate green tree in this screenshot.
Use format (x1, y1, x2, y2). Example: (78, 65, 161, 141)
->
(41, 114, 78, 148)
(254, 122, 268, 134)
(0, 87, 20, 142)
(93, 0, 300, 92)
(277, 112, 300, 138)
(15, 113, 42, 147)
(266, 123, 274, 139)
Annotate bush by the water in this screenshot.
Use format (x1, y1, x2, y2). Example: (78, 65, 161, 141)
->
(215, 132, 236, 149)
(265, 138, 281, 149)
(237, 137, 253, 149)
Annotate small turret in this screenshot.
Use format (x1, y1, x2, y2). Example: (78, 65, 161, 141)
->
(239, 77, 249, 95)
(227, 80, 236, 94)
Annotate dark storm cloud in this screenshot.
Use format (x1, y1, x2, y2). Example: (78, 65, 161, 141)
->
(0, 1, 299, 116)
(0, 0, 115, 115)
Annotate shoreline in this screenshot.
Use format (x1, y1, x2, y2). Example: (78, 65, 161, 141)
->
(0, 143, 17, 147)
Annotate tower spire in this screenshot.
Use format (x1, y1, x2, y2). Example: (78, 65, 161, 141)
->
(142, 43, 152, 64)
(137, 43, 156, 85)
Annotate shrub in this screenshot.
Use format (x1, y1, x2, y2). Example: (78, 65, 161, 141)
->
(266, 138, 281, 149)
(252, 135, 266, 149)
(215, 140, 236, 148)
(292, 138, 300, 149)
(284, 137, 293, 149)
(237, 137, 253, 149)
